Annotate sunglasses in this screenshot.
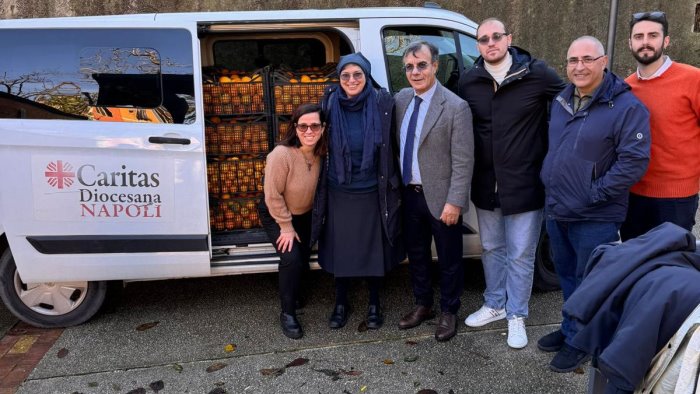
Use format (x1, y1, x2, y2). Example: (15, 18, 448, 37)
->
(631, 11, 666, 24)
(403, 61, 431, 73)
(296, 123, 323, 133)
(477, 32, 510, 45)
(339, 72, 365, 82)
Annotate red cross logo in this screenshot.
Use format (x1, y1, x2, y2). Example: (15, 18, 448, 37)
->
(45, 160, 76, 189)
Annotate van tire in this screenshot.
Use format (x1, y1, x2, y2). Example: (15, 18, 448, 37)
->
(0, 248, 107, 328)
(533, 229, 560, 291)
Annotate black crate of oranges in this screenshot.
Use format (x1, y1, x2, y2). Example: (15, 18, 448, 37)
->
(203, 68, 266, 115)
(210, 197, 262, 231)
(205, 117, 269, 155)
(271, 64, 338, 115)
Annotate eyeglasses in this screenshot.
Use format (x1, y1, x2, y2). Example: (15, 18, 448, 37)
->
(631, 11, 666, 24)
(295, 123, 323, 133)
(566, 55, 605, 67)
(403, 61, 431, 73)
(477, 32, 510, 45)
(339, 72, 365, 82)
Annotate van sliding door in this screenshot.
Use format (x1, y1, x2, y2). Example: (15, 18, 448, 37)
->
(0, 24, 210, 282)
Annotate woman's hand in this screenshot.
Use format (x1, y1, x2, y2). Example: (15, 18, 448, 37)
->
(276, 231, 300, 253)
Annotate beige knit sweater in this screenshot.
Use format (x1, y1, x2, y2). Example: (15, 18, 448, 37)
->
(263, 145, 320, 233)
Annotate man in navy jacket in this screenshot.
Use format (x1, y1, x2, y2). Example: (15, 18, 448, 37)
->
(539, 36, 650, 372)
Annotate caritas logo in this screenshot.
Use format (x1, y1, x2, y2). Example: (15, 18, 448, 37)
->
(45, 160, 76, 189)
(42, 159, 163, 219)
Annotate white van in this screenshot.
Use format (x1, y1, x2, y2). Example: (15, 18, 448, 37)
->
(0, 5, 557, 327)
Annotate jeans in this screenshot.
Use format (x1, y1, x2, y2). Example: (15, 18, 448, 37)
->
(620, 193, 699, 241)
(546, 220, 620, 343)
(477, 208, 543, 319)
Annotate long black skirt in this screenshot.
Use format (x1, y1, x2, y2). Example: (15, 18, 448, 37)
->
(318, 188, 396, 277)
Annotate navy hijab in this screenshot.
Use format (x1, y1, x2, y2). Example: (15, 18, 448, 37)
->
(327, 52, 383, 185)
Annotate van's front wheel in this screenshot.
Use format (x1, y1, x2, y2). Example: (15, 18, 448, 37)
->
(0, 249, 107, 328)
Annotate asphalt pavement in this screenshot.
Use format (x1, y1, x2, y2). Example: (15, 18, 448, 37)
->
(11, 262, 587, 394)
(2, 211, 699, 393)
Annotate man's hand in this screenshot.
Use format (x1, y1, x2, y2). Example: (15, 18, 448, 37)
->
(276, 231, 300, 253)
(439, 202, 461, 226)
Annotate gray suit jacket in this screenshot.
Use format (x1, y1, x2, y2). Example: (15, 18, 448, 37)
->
(395, 82, 474, 219)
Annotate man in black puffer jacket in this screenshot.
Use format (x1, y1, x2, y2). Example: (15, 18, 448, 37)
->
(457, 17, 565, 350)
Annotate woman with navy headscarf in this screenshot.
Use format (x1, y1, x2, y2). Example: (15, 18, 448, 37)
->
(311, 53, 404, 330)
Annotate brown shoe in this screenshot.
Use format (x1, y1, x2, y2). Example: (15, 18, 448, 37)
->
(398, 305, 435, 329)
(435, 312, 457, 342)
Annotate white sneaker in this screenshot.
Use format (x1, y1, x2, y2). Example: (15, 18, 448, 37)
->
(464, 305, 506, 327)
(507, 316, 528, 349)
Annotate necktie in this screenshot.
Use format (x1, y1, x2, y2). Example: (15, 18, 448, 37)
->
(402, 96, 423, 185)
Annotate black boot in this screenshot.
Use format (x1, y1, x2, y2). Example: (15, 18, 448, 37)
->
(280, 312, 303, 339)
(328, 305, 349, 329)
(366, 304, 383, 329)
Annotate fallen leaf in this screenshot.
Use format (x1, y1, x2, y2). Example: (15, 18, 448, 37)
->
(574, 367, 585, 374)
(417, 390, 438, 394)
(260, 368, 285, 377)
(360, 386, 367, 392)
(224, 344, 236, 353)
(171, 363, 183, 373)
(383, 359, 394, 365)
(135, 321, 159, 331)
(341, 369, 362, 376)
(438, 370, 444, 375)
(357, 321, 368, 332)
(285, 357, 309, 368)
(57, 348, 69, 358)
(414, 381, 421, 387)
(448, 390, 455, 394)
(404, 355, 419, 362)
(87, 382, 98, 387)
(126, 389, 146, 394)
(208, 388, 227, 394)
(149, 380, 164, 392)
(314, 368, 341, 380)
(206, 362, 228, 373)
(405, 340, 418, 346)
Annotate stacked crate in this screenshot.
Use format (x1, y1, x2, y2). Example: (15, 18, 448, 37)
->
(203, 68, 268, 232)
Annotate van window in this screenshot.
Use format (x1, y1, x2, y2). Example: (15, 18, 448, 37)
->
(458, 33, 480, 71)
(0, 28, 195, 124)
(213, 39, 327, 72)
(383, 27, 474, 94)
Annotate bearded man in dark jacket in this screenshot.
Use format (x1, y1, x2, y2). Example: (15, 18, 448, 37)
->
(457, 18, 565, 350)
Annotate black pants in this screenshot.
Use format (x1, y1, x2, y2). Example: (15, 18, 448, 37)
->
(620, 193, 699, 241)
(259, 202, 312, 315)
(402, 187, 463, 314)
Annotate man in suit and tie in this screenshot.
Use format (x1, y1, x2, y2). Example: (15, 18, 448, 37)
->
(395, 41, 474, 341)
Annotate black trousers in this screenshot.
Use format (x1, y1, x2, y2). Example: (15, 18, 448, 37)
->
(402, 187, 464, 314)
(620, 193, 699, 241)
(259, 203, 312, 315)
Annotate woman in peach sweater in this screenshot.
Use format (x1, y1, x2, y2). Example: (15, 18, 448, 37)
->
(258, 103, 327, 339)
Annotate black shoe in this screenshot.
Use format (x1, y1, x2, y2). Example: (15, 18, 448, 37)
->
(538, 329, 566, 352)
(549, 343, 591, 373)
(280, 312, 303, 339)
(366, 305, 383, 330)
(328, 305, 349, 329)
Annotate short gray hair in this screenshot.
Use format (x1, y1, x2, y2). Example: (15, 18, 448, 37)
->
(403, 41, 439, 63)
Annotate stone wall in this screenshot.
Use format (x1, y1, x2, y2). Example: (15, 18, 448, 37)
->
(1, 0, 698, 76)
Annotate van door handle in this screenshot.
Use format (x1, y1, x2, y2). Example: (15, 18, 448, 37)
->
(148, 136, 191, 145)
